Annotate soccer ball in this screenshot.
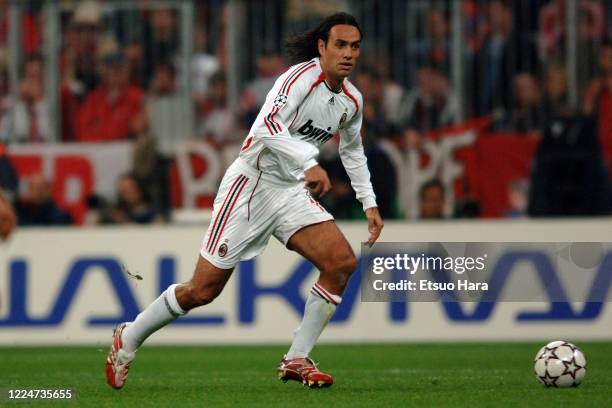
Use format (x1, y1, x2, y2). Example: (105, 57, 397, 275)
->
(534, 340, 587, 387)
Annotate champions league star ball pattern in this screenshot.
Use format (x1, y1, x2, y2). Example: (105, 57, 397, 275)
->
(273, 94, 288, 108)
(534, 341, 587, 387)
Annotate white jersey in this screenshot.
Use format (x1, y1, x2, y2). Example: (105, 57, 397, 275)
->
(238, 57, 377, 211)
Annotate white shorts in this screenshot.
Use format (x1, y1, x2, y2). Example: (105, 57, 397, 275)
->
(200, 158, 334, 269)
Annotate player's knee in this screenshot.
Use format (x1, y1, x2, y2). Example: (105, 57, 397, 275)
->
(319, 252, 356, 293)
(182, 282, 222, 308)
(194, 285, 223, 306)
(337, 252, 357, 277)
(323, 251, 357, 277)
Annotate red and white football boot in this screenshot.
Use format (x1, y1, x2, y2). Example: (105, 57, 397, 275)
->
(105, 323, 135, 389)
(277, 356, 334, 388)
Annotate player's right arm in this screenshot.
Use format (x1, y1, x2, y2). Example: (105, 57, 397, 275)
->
(249, 61, 321, 172)
(304, 164, 331, 197)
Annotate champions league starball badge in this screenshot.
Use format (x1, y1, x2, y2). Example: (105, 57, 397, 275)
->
(273, 94, 288, 108)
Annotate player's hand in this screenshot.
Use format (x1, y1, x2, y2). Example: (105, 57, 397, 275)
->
(304, 165, 331, 198)
(0, 195, 16, 241)
(365, 207, 383, 247)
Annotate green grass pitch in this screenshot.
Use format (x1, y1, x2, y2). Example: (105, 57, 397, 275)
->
(0, 342, 609, 407)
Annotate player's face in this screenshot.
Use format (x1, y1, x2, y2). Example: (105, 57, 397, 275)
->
(420, 186, 445, 219)
(319, 24, 361, 79)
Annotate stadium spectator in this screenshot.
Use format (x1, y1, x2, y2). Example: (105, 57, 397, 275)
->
(528, 116, 612, 216)
(112, 173, 163, 224)
(398, 65, 460, 133)
(149, 61, 177, 96)
(402, 127, 422, 151)
(196, 71, 236, 145)
(367, 141, 400, 219)
(124, 41, 148, 89)
(419, 178, 446, 219)
(84, 193, 113, 225)
(0, 0, 42, 56)
(540, 0, 607, 89)
(3, 55, 50, 143)
(584, 42, 612, 171)
(505, 179, 529, 218)
(240, 51, 285, 126)
(16, 174, 72, 226)
(285, 0, 345, 33)
(359, 58, 405, 128)
(143, 9, 178, 78)
(74, 51, 144, 142)
(107, 2, 148, 63)
(354, 68, 389, 140)
(411, 8, 450, 75)
(508, 73, 545, 133)
(147, 61, 190, 156)
(0, 55, 8, 141)
(461, 0, 483, 54)
(452, 175, 482, 219)
(59, 0, 105, 140)
(138, 63, 178, 219)
(210, 5, 229, 69)
(539, 0, 606, 60)
(192, 27, 220, 102)
(541, 63, 572, 121)
(59, 82, 80, 142)
(132, 127, 172, 221)
(61, 0, 104, 95)
(380, 70, 405, 129)
(471, 0, 539, 117)
(583, 42, 612, 114)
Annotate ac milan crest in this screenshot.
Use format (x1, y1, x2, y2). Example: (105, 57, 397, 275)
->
(218, 243, 228, 258)
(338, 112, 348, 129)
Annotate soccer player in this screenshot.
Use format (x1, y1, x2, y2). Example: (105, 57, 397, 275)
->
(106, 12, 383, 389)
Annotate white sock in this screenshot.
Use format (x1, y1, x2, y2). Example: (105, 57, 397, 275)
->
(286, 283, 342, 359)
(121, 284, 186, 353)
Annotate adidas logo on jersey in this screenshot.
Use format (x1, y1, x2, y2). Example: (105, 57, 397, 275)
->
(297, 119, 335, 143)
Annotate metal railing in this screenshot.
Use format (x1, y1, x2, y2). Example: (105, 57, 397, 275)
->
(0, 0, 608, 144)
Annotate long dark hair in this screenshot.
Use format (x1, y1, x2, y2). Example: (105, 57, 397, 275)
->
(284, 12, 362, 65)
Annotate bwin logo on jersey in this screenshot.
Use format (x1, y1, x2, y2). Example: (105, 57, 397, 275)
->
(297, 119, 335, 143)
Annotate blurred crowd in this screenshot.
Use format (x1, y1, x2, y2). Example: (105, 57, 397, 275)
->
(0, 0, 611, 230)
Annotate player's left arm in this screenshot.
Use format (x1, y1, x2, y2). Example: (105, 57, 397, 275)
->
(338, 98, 384, 246)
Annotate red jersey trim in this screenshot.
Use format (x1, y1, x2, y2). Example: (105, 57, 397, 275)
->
(286, 64, 317, 95)
(341, 83, 359, 116)
(279, 61, 313, 95)
(306, 72, 326, 97)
